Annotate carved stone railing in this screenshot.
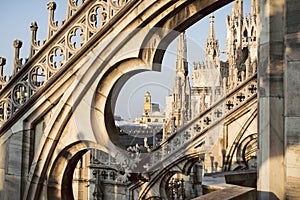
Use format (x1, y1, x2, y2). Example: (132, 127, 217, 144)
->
(0, 0, 131, 126)
(146, 73, 257, 171)
(89, 166, 119, 183)
(89, 148, 141, 183)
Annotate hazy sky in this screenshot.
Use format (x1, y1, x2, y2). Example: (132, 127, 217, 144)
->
(0, 1, 251, 120)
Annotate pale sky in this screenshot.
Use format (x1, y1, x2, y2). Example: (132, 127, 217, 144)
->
(0, 1, 251, 120)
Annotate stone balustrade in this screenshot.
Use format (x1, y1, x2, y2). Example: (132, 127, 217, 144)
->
(0, 0, 131, 126)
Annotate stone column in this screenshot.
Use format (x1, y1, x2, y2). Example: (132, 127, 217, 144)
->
(257, 0, 285, 199)
(194, 161, 203, 196)
(258, 0, 300, 199)
(4, 130, 25, 199)
(283, 0, 300, 198)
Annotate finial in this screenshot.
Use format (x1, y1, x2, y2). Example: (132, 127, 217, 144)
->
(209, 13, 215, 39)
(13, 39, 23, 76)
(0, 57, 6, 66)
(47, 1, 57, 10)
(30, 21, 38, 32)
(47, 1, 58, 38)
(0, 57, 6, 79)
(30, 21, 39, 57)
(13, 39, 23, 49)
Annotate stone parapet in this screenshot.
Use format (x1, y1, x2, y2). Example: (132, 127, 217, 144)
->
(194, 184, 256, 200)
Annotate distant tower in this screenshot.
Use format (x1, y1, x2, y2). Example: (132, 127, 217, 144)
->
(143, 91, 151, 116)
(171, 32, 191, 128)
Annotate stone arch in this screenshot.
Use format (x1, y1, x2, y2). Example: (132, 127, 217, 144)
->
(182, 156, 201, 176)
(224, 108, 257, 171)
(23, 103, 76, 199)
(47, 141, 99, 200)
(159, 155, 201, 199)
(139, 153, 200, 199)
(88, 0, 235, 175)
(236, 133, 258, 169)
(159, 170, 177, 199)
(91, 58, 149, 149)
(139, 0, 233, 69)
(22, 1, 236, 198)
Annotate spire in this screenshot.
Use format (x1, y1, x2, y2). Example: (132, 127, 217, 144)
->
(232, 0, 243, 18)
(251, 0, 257, 16)
(168, 31, 191, 130)
(176, 32, 188, 76)
(205, 13, 219, 63)
(209, 13, 215, 39)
